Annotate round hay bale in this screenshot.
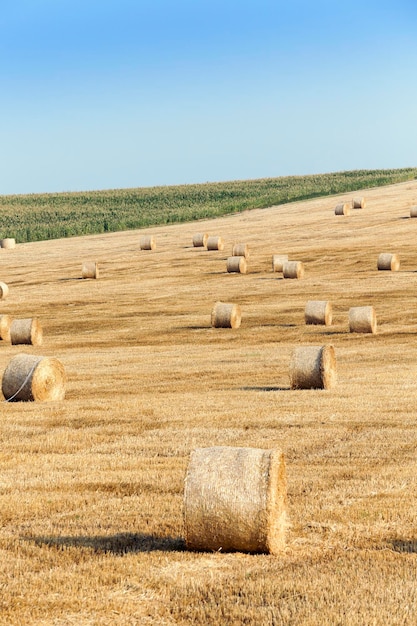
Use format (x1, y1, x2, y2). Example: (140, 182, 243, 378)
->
(192, 233, 208, 247)
(352, 197, 366, 209)
(377, 253, 400, 271)
(0, 281, 9, 299)
(226, 256, 247, 274)
(206, 236, 224, 251)
(211, 302, 241, 328)
(0, 315, 11, 342)
(305, 300, 333, 326)
(289, 345, 337, 390)
(2, 353, 66, 402)
(283, 261, 304, 279)
(334, 203, 351, 216)
(81, 262, 99, 279)
(349, 306, 377, 334)
(232, 243, 250, 258)
(410, 205, 417, 218)
(0, 238, 16, 249)
(140, 235, 156, 250)
(272, 254, 289, 272)
(184, 446, 287, 554)
(10, 318, 43, 346)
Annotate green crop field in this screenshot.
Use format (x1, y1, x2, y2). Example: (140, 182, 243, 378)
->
(1, 168, 416, 242)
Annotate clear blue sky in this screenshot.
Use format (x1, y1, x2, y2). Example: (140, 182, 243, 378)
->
(1, 0, 416, 195)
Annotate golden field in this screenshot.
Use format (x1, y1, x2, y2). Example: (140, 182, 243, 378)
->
(1, 179, 417, 624)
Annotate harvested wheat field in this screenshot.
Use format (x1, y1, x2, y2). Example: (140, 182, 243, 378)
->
(1, 179, 417, 625)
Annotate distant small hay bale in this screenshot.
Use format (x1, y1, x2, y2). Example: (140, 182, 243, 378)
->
(206, 236, 224, 251)
(283, 261, 304, 279)
(352, 197, 367, 209)
(349, 306, 377, 334)
(0, 238, 16, 249)
(289, 345, 337, 390)
(335, 203, 351, 216)
(184, 446, 287, 554)
(232, 243, 250, 258)
(272, 254, 289, 272)
(2, 353, 66, 402)
(81, 262, 99, 279)
(0, 315, 11, 342)
(377, 253, 400, 271)
(410, 206, 417, 218)
(226, 256, 247, 274)
(192, 233, 208, 247)
(305, 300, 333, 326)
(10, 318, 43, 346)
(211, 302, 241, 328)
(140, 235, 156, 251)
(0, 281, 9, 299)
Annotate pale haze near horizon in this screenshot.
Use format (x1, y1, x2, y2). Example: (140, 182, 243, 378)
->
(1, 0, 416, 195)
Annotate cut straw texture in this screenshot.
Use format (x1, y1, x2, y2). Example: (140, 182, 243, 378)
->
(232, 243, 250, 258)
(2, 353, 66, 402)
(211, 302, 241, 328)
(0, 281, 9, 299)
(192, 233, 208, 247)
(10, 318, 43, 346)
(81, 262, 99, 279)
(184, 446, 287, 554)
(349, 306, 377, 334)
(206, 236, 224, 251)
(335, 202, 351, 216)
(283, 261, 304, 279)
(352, 197, 367, 209)
(410, 206, 417, 218)
(289, 345, 337, 390)
(0, 238, 16, 249)
(272, 254, 288, 272)
(0, 315, 11, 341)
(377, 253, 400, 271)
(305, 300, 333, 326)
(140, 235, 156, 251)
(226, 256, 247, 274)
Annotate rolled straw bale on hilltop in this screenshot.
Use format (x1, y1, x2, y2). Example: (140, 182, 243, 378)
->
(232, 243, 250, 258)
(377, 253, 400, 271)
(305, 300, 333, 326)
(0, 238, 16, 249)
(140, 235, 156, 250)
(192, 233, 208, 247)
(0, 282, 9, 299)
(349, 306, 377, 334)
(334, 203, 351, 216)
(2, 353, 66, 402)
(81, 262, 99, 279)
(410, 206, 417, 218)
(226, 256, 247, 274)
(10, 318, 42, 346)
(0, 315, 11, 342)
(211, 302, 241, 328)
(283, 261, 304, 279)
(352, 197, 367, 209)
(184, 446, 287, 554)
(206, 236, 224, 251)
(289, 345, 337, 390)
(272, 254, 288, 272)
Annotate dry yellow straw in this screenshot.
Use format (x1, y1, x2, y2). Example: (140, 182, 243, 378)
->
(232, 243, 250, 258)
(206, 236, 224, 251)
(305, 301, 333, 326)
(349, 306, 377, 334)
(0, 315, 11, 341)
(352, 197, 367, 209)
(377, 253, 400, 271)
(226, 256, 247, 274)
(283, 261, 304, 279)
(334, 203, 351, 216)
(0, 281, 9, 299)
(2, 353, 66, 402)
(81, 262, 99, 279)
(192, 233, 208, 247)
(211, 302, 241, 328)
(272, 255, 288, 272)
(140, 235, 156, 250)
(184, 446, 287, 554)
(289, 345, 337, 389)
(10, 318, 42, 346)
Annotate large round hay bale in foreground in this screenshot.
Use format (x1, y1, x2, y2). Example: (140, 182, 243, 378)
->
(226, 256, 247, 274)
(232, 243, 249, 258)
(2, 354, 66, 402)
(349, 306, 377, 334)
(192, 233, 208, 247)
(0, 238, 16, 249)
(352, 197, 366, 209)
(289, 345, 337, 389)
(410, 206, 417, 218)
(305, 300, 332, 326)
(140, 235, 156, 250)
(81, 262, 99, 279)
(206, 236, 224, 251)
(335, 203, 351, 216)
(211, 302, 241, 328)
(283, 261, 304, 279)
(0, 315, 11, 341)
(272, 254, 289, 272)
(377, 253, 400, 271)
(0, 281, 9, 299)
(184, 446, 287, 554)
(10, 318, 43, 346)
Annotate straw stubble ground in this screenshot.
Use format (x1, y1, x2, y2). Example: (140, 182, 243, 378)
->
(1, 180, 417, 624)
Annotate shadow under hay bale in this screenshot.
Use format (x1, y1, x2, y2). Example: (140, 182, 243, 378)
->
(2, 353, 66, 402)
(10, 318, 42, 346)
(377, 253, 400, 271)
(184, 446, 287, 554)
(289, 345, 337, 389)
(226, 256, 247, 274)
(349, 306, 377, 334)
(211, 302, 241, 328)
(305, 300, 333, 326)
(81, 262, 99, 279)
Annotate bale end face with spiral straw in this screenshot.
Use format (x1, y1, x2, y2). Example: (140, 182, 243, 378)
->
(81, 262, 99, 279)
(352, 197, 366, 209)
(206, 236, 224, 251)
(184, 446, 287, 554)
(305, 300, 333, 326)
(283, 261, 304, 279)
(140, 236, 156, 250)
(349, 306, 377, 334)
(0, 281, 9, 299)
(10, 318, 42, 346)
(232, 243, 250, 258)
(377, 253, 400, 271)
(211, 302, 241, 328)
(192, 233, 208, 247)
(2, 353, 66, 402)
(226, 256, 247, 274)
(290, 345, 337, 390)
(0, 315, 12, 342)
(335, 203, 351, 216)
